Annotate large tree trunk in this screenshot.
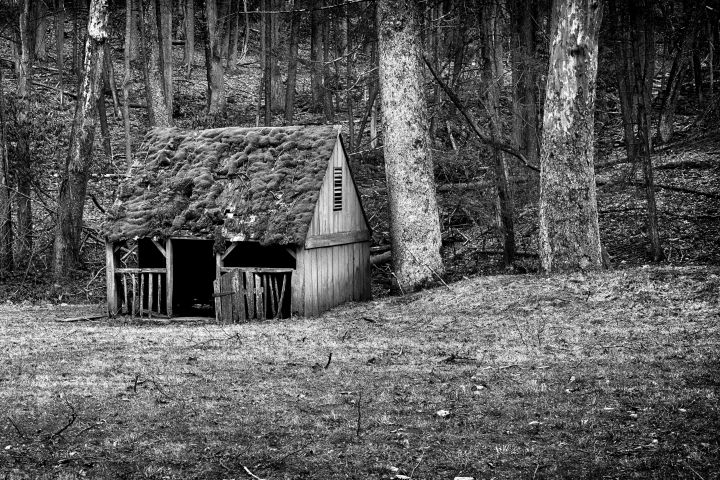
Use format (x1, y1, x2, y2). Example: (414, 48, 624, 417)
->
(263, 0, 272, 125)
(509, 0, 540, 168)
(156, 0, 173, 122)
(284, 0, 300, 124)
(32, 1, 50, 61)
(270, 0, 285, 112)
(53, 0, 108, 278)
(310, 1, 323, 113)
(183, 0, 194, 78)
(204, 0, 227, 118)
(140, 0, 170, 126)
(481, 0, 515, 267)
(378, 0, 444, 291)
(123, 0, 133, 166)
(227, 0, 240, 69)
(538, 0, 603, 273)
(0, 68, 12, 271)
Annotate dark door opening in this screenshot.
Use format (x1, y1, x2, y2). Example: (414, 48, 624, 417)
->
(172, 239, 216, 317)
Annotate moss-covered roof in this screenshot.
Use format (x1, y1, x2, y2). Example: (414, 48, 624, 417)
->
(102, 125, 340, 245)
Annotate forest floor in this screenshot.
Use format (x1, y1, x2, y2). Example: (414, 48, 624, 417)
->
(1, 265, 719, 479)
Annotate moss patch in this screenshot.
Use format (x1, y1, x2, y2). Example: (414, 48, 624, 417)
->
(103, 125, 339, 245)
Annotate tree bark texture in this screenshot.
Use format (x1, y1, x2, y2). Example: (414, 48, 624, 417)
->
(538, 0, 603, 273)
(53, 0, 108, 278)
(284, 1, 299, 124)
(141, 0, 170, 126)
(263, 0, 272, 125)
(205, 0, 228, 118)
(156, 0, 173, 122)
(183, 0, 194, 77)
(270, 0, 285, 112)
(377, 0, 444, 290)
(123, 0, 133, 165)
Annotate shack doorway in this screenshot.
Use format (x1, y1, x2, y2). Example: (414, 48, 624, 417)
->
(172, 239, 216, 317)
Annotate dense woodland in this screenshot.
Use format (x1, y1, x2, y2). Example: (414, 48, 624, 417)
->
(0, 0, 718, 302)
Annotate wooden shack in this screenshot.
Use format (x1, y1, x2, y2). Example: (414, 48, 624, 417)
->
(102, 125, 371, 320)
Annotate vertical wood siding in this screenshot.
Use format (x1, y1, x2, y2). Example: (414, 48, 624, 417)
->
(301, 241, 370, 317)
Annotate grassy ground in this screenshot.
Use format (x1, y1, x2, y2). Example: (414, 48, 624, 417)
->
(1, 266, 719, 479)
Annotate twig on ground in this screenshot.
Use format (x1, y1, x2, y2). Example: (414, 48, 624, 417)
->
(356, 390, 363, 437)
(242, 464, 266, 480)
(55, 314, 104, 323)
(409, 452, 425, 479)
(7, 416, 25, 438)
(52, 401, 77, 438)
(324, 352, 333, 369)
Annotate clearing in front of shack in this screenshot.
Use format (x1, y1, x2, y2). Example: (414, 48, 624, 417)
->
(1, 266, 719, 479)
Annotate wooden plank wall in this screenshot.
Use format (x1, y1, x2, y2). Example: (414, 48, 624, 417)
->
(306, 140, 369, 237)
(300, 241, 370, 317)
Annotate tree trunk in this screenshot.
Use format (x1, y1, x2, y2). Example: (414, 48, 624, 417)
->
(629, 0, 662, 260)
(310, 0, 323, 112)
(156, 0, 173, 122)
(32, 1, 50, 61)
(123, 0, 133, 166)
(284, 0, 299, 124)
(183, 0, 194, 78)
(72, 0, 80, 79)
(15, 0, 32, 267)
(142, 0, 170, 126)
(345, 4, 355, 150)
(53, 0, 108, 278)
(481, 0, 515, 267)
(378, 0, 444, 290)
(270, 0, 285, 112)
(0, 68, 13, 271)
(204, 0, 227, 118)
(692, 37, 703, 103)
(510, 0, 540, 168)
(263, 0, 272, 125)
(322, 8, 334, 122)
(17, 0, 31, 98)
(227, 0, 240, 69)
(56, 0, 65, 105)
(538, 0, 603, 273)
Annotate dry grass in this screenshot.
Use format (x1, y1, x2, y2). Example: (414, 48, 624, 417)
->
(1, 266, 719, 479)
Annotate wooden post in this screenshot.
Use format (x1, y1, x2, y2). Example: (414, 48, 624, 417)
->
(165, 238, 174, 317)
(105, 242, 117, 316)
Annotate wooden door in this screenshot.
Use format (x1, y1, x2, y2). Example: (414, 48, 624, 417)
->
(213, 269, 291, 323)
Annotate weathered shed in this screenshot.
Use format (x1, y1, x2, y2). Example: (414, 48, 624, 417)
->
(102, 125, 371, 320)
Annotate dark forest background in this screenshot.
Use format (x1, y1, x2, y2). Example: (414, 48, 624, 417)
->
(0, 0, 718, 302)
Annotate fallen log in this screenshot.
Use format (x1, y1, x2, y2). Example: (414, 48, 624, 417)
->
(370, 251, 392, 266)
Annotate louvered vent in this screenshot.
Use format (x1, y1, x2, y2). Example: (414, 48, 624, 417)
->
(333, 167, 342, 211)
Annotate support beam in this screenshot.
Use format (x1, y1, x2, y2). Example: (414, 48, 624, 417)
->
(151, 238, 167, 257)
(221, 242, 237, 261)
(165, 238, 174, 317)
(106, 241, 117, 317)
